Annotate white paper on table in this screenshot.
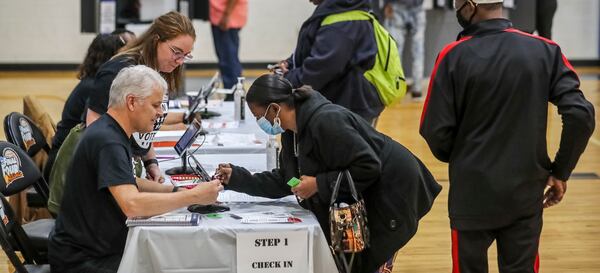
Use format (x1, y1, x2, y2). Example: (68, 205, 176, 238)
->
(202, 121, 240, 130)
(215, 88, 234, 94)
(210, 133, 259, 146)
(218, 191, 296, 203)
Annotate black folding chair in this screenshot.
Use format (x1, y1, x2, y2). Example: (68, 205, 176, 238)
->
(0, 141, 55, 259)
(0, 193, 50, 272)
(3, 112, 50, 207)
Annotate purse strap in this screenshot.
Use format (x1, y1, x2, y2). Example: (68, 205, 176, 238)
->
(329, 170, 360, 206)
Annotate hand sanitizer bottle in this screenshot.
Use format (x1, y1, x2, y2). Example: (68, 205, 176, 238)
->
(266, 135, 280, 170)
(233, 77, 246, 121)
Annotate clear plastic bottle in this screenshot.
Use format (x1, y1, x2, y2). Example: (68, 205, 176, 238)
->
(233, 77, 246, 121)
(266, 135, 280, 170)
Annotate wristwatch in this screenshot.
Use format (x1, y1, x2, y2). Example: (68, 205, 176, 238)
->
(143, 158, 159, 169)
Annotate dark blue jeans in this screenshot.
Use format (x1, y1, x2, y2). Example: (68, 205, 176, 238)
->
(211, 25, 242, 100)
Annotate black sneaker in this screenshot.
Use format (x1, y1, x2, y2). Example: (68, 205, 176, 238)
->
(411, 91, 424, 102)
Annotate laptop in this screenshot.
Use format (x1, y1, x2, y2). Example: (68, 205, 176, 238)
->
(186, 72, 220, 122)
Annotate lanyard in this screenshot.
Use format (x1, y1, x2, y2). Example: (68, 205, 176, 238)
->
(293, 133, 301, 175)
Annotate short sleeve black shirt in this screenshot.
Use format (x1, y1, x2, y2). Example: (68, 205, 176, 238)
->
(87, 56, 135, 115)
(48, 114, 136, 270)
(52, 77, 94, 150)
(87, 55, 169, 156)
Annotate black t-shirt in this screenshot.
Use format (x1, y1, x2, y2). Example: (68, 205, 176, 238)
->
(87, 55, 170, 156)
(52, 77, 94, 152)
(48, 114, 136, 270)
(88, 56, 135, 116)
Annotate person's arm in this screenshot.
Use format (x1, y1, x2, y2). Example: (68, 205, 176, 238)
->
(96, 143, 220, 217)
(160, 112, 187, 131)
(109, 180, 222, 217)
(86, 108, 102, 126)
(218, 0, 239, 30)
(142, 147, 165, 183)
(284, 22, 362, 91)
(163, 111, 185, 125)
(383, 1, 394, 20)
(159, 123, 187, 131)
(419, 54, 457, 162)
(217, 163, 291, 198)
(548, 47, 595, 182)
(135, 177, 175, 193)
(309, 112, 382, 203)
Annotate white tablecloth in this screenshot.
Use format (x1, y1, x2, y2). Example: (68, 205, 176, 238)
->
(155, 101, 268, 156)
(117, 202, 338, 273)
(118, 103, 340, 273)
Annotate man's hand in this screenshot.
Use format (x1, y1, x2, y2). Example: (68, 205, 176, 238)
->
(216, 163, 232, 185)
(276, 60, 289, 74)
(145, 163, 165, 183)
(384, 3, 393, 19)
(218, 15, 230, 31)
(189, 180, 223, 205)
(543, 176, 567, 208)
(292, 175, 318, 199)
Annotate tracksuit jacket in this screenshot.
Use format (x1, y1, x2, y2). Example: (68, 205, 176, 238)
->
(420, 19, 595, 230)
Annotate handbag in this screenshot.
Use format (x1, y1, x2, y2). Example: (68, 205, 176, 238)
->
(329, 170, 370, 253)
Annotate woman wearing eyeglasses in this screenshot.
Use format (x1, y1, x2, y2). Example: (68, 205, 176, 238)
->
(85, 11, 195, 183)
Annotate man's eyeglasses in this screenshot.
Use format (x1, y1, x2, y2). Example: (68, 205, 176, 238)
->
(167, 42, 193, 63)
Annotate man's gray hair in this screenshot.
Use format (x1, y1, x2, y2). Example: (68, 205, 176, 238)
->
(108, 65, 168, 108)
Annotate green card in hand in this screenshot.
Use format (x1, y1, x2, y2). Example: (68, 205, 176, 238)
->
(287, 177, 301, 188)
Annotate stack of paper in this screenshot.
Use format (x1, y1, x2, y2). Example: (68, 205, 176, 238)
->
(126, 213, 200, 227)
(233, 212, 302, 224)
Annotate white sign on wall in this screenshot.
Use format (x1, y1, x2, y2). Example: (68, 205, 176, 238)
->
(99, 0, 116, 34)
(237, 230, 308, 273)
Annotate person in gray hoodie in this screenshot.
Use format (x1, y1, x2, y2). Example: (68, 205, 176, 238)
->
(384, 0, 426, 100)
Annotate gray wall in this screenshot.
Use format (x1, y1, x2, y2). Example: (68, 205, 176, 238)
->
(0, 0, 597, 66)
(400, 1, 599, 78)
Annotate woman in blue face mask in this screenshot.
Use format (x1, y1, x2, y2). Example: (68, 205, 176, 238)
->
(216, 74, 441, 273)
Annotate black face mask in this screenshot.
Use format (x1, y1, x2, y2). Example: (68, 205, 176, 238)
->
(456, 1, 478, 29)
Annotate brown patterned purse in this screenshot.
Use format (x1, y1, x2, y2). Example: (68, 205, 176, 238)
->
(329, 170, 370, 253)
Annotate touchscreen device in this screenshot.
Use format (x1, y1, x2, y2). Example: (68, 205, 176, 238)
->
(174, 117, 202, 156)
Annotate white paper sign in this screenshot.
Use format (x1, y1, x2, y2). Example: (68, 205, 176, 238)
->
(237, 230, 308, 273)
(99, 0, 116, 34)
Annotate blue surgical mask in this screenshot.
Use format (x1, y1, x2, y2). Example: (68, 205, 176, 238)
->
(257, 104, 285, 135)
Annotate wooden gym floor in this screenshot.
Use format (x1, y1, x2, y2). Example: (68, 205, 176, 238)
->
(0, 68, 598, 272)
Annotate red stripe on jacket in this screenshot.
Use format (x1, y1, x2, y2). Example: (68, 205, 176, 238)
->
(420, 36, 472, 127)
(451, 229, 460, 273)
(504, 28, 577, 75)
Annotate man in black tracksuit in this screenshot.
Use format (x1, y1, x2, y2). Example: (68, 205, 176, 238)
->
(420, 1, 595, 273)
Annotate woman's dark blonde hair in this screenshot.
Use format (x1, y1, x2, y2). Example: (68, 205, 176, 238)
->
(113, 11, 195, 92)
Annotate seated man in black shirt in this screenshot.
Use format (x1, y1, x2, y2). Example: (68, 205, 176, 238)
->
(48, 65, 223, 273)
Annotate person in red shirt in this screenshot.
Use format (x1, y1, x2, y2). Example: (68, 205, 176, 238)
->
(209, 0, 248, 100)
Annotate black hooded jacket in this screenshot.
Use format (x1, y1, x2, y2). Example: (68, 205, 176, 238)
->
(284, 0, 384, 121)
(227, 92, 441, 272)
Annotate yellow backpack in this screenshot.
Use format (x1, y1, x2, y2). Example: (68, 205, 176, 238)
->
(321, 10, 407, 106)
